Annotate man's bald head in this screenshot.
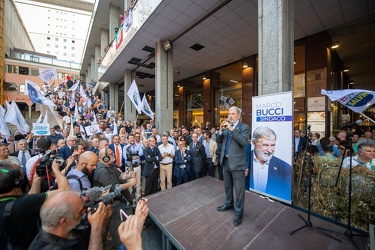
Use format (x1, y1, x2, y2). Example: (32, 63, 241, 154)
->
(98, 148, 113, 164)
(79, 151, 98, 163)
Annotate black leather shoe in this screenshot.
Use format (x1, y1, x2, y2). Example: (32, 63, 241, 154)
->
(216, 204, 234, 212)
(233, 214, 243, 226)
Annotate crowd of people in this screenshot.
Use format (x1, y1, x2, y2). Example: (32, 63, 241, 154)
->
(1, 76, 375, 248)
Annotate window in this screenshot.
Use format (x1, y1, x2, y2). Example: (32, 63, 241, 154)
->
(20, 84, 25, 93)
(47, 37, 50, 40)
(4, 82, 17, 92)
(7, 65, 18, 74)
(46, 44, 50, 47)
(63, 53, 67, 56)
(30, 68, 39, 76)
(47, 51, 50, 54)
(71, 47, 75, 50)
(48, 24, 50, 26)
(71, 54, 75, 57)
(64, 39, 67, 42)
(64, 46, 67, 49)
(55, 38, 59, 41)
(18, 66, 29, 75)
(72, 40, 75, 43)
(55, 45, 59, 48)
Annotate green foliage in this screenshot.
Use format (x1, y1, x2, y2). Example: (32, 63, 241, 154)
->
(293, 154, 375, 231)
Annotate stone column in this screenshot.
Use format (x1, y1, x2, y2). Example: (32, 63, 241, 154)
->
(100, 29, 109, 55)
(109, 4, 119, 42)
(90, 56, 96, 82)
(87, 65, 91, 82)
(109, 84, 116, 111)
(155, 41, 173, 134)
(94, 45, 101, 80)
(258, 0, 294, 94)
(123, 69, 137, 122)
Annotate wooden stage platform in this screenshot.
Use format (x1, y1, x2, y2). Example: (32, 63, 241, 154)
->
(147, 176, 369, 250)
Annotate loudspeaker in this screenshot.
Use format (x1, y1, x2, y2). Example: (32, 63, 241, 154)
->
(102, 147, 111, 163)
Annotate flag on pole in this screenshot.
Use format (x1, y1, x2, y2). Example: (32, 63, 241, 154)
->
(69, 82, 79, 92)
(92, 111, 98, 125)
(80, 84, 87, 99)
(127, 80, 143, 114)
(116, 23, 124, 49)
(73, 103, 79, 122)
(0, 106, 10, 139)
(39, 68, 58, 83)
(4, 101, 30, 134)
(5, 100, 11, 112)
(113, 119, 118, 135)
(24, 80, 56, 106)
(321, 89, 375, 113)
(36, 113, 43, 123)
(43, 111, 48, 123)
(141, 94, 154, 120)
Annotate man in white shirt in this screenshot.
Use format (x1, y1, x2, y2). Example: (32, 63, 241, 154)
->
(343, 142, 375, 171)
(158, 134, 175, 191)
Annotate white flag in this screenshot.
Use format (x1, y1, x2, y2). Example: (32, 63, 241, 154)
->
(25, 80, 56, 107)
(5, 100, 11, 112)
(69, 82, 79, 92)
(36, 113, 43, 123)
(113, 120, 118, 135)
(5, 101, 30, 134)
(141, 94, 154, 120)
(0, 106, 10, 139)
(127, 80, 143, 114)
(73, 103, 79, 122)
(39, 68, 58, 83)
(92, 111, 98, 125)
(321, 89, 375, 113)
(43, 111, 48, 123)
(80, 84, 87, 99)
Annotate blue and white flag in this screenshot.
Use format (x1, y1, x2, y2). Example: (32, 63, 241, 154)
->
(321, 89, 375, 113)
(142, 94, 154, 120)
(39, 68, 58, 83)
(5, 101, 30, 134)
(25, 80, 56, 106)
(69, 82, 79, 92)
(127, 80, 143, 114)
(0, 105, 10, 139)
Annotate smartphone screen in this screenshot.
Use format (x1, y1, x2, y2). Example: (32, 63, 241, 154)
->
(120, 209, 128, 222)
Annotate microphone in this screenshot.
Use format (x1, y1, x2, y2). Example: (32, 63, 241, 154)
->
(222, 119, 231, 129)
(340, 119, 362, 129)
(85, 186, 103, 202)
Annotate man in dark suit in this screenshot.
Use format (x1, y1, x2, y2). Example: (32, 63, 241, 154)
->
(109, 135, 125, 171)
(216, 106, 250, 226)
(58, 135, 76, 160)
(294, 129, 307, 158)
(174, 140, 192, 185)
(189, 132, 206, 179)
(142, 136, 162, 196)
(249, 126, 292, 201)
(10, 139, 32, 190)
(87, 137, 99, 155)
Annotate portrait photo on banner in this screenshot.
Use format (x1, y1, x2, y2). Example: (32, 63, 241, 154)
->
(251, 91, 293, 203)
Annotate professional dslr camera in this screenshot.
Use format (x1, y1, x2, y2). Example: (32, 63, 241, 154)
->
(84, 185, 123, 213)
(36, 149, 66, 177)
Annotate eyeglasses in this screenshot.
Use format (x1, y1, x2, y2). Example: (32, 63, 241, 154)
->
(180, 139, 186, 141)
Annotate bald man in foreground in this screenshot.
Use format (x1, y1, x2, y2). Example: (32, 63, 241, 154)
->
(29, 191, 107, 250)
(66, 151, 99, 193)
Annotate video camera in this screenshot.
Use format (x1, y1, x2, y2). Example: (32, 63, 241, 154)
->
(125, 147, 139, 162)
(84, 186, 123, 213)
(36, 149, 66, 177)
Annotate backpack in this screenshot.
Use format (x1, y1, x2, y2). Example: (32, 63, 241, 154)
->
(0, 198, 16, 250)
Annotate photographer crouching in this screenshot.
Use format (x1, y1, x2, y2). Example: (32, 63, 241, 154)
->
(0, 159, 70, 250)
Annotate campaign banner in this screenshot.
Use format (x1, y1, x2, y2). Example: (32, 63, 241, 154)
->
(251, 91, 293, 203)
(84, 125, 100, 136)
(33, 123, 50, 136)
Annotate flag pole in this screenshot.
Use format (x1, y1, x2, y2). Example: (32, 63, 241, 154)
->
(360, 112, 375, 124)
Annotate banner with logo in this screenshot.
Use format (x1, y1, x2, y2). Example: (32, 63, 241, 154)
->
(127, 80, 143, 114)
(251, 91, 293, 203)
(33, 123, 50, 136)
(321, 89, 375, 113)
(84, 124, 100, 136)
(39, 68, 58, 83)
(142, 94, 154, 120)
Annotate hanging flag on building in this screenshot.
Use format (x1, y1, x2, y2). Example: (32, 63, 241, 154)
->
(24, 80, 56, 106)
(39, 68, 58, 83)
(321, 89, 375, 113)
(142, 94, 154, 120)
(5, 101, 30, 134)
(0, 105, 10, 139)
(127, 80, 143, 114)
(116, 23, 124, 49)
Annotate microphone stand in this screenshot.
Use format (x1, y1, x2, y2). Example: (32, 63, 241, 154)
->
(316, 130, 367, 250)
(289, 126, 340, 242)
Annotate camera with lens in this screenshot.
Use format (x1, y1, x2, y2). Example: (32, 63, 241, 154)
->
(76, 132, 82, 139)
(84, 186, 122, 213)
(125, 148, 139, 161)
(36, 149, 66, 177)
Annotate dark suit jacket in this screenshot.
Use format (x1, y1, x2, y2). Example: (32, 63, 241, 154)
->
(109, 143, 125, 166)
(58, 145, 72, 160)
(87, 145, 99, 155)
(173, 149, 192, 178)
(217, 121, 250, 170)
(189, 141, 206, 173)
(142, 146, 162, 177)
(250, 151, 292, 201)
(295, 136, 307, 155)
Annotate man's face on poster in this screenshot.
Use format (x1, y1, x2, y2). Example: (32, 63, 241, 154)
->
(254, 137, 276, 163)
